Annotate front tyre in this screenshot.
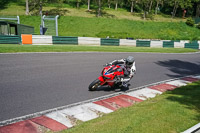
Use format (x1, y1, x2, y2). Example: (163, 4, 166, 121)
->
(88, 78, 102, 91)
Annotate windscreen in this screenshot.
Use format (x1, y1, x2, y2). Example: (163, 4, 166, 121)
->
(105, 65, 122, 75)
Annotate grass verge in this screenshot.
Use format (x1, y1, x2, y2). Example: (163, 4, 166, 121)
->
(1, 2, 199, 40)
(0, 2, 184, 23)
(19, 16, 200, 40)
(59, 81, 200, 133)
(0, 44, 198, 53)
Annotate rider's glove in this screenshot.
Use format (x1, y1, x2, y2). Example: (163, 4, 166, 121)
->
(105, 63, 111, 66)
(132, 69, 136, 74)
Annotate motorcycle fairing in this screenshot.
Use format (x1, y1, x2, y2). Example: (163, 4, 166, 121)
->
(99, 65, 124, 87)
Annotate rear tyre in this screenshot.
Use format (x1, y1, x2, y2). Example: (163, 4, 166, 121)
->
(88, 78, 102, 91)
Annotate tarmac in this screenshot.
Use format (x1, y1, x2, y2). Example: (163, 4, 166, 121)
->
(0, 75, 200, 133)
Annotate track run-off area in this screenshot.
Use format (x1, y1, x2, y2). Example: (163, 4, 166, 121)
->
(0, 52, 200, 122)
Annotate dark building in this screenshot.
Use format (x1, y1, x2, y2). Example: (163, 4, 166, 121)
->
(0, 21, 34, 36)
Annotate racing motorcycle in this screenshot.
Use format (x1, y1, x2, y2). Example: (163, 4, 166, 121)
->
(88, 64, 124, 91)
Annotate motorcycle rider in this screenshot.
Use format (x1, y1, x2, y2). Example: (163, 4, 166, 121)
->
(106, 56, 136, 87)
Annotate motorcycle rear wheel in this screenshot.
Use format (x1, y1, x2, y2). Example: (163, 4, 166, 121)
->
(88, 78, 102, 91)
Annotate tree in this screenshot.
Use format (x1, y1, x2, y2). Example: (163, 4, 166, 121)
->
(97, 0, 101, 17)
(166, 0, 192, 18)
(130, 0, 135, 12)
(196, 2, 200, 17)
(88, 0, 91, 10)
(149, 0, 153, 12)
(140, 0, 151, 19)
(193, 0, 200, 17)
(76, 0, 81, 8)
(115, 0, 118, 10)
(28, 0, 50, 15)
(155, 0, 160, 15)
(172, 0, 178, 18)
(126, 0, 138, 13)
(28, 0, 39, 15)
(21, 0, 199, 18)
(26, 0, 29, 15)
(108, 0, 111, 8)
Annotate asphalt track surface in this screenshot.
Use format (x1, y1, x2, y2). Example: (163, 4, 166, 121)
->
(0, 52, 200, 122)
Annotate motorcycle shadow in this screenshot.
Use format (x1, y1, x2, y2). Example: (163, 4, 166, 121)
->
(96, 86, 129, 92)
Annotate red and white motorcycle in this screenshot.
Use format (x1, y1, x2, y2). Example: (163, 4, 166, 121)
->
(88, 64, 124, 91)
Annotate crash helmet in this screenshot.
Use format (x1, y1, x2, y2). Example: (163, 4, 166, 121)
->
(125, 56, 134, 67)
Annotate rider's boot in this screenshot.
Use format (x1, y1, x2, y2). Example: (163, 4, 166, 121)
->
(121, 82, 130, 88)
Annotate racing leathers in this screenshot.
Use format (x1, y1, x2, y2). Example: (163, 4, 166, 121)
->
(107, 59, 136, 87)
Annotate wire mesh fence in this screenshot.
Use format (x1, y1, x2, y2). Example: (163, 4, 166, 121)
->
(0, 16, 20, 24)
(42, 15, 59, 36)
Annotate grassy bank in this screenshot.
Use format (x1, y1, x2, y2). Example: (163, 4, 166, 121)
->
(18, 15, 200, 40)
(1, 3, 200, 40)
(0, 2, 184, 22)
(59, 81, 200, 133)
(0, 44, 198, 53)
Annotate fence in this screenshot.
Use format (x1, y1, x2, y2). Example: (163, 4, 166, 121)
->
(0, 35, 21, 44)
(42, 15, 59, 36)
(52, 36, 78, 45)
(2, 35, 198, 49)
(101, 38, 119, 46)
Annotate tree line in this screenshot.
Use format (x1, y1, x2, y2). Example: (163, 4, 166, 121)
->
(25, 0, 200, 18)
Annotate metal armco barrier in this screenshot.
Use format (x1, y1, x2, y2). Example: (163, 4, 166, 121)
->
(78, 37, 100, 46)
(0, 35, 21, 44)
(7, 35, 199, 50)
(32, 35, 52, 45)
(53, 36, 78, 45)
(150, 41, 163, 48)
(174, 41, 185, 48)
(185, 41, 199, 49)
(163, 41, 175, 48)
(136, 40, 151, 47)
(120, 39, 136, 46)
(101, 38, 119, 46)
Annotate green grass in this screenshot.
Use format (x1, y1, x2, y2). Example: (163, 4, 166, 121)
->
(57, 81, 200, 133)
(0, 4, 25, 16)
(1, 3, 200, 40)
(0, 2, 184, 22)
(18, 15, 200, 40)
(0, 44, 198, 53)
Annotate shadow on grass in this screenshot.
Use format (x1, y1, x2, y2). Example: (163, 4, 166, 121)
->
(156, 59, 200, 121)
(166, 81, 200, 121)
(29, 8, 70, 16)
(86, 10, 116, 18)
(156, 60, 200, 78)
(43, 8, 70, 16)
(0, 0, 18, 10)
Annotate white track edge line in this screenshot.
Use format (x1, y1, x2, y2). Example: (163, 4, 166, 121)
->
(0, 51, 199, 55)
(0, 74, 199, 126)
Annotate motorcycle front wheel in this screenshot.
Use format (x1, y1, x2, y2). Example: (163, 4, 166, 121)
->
(88, 78, 102, 91)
